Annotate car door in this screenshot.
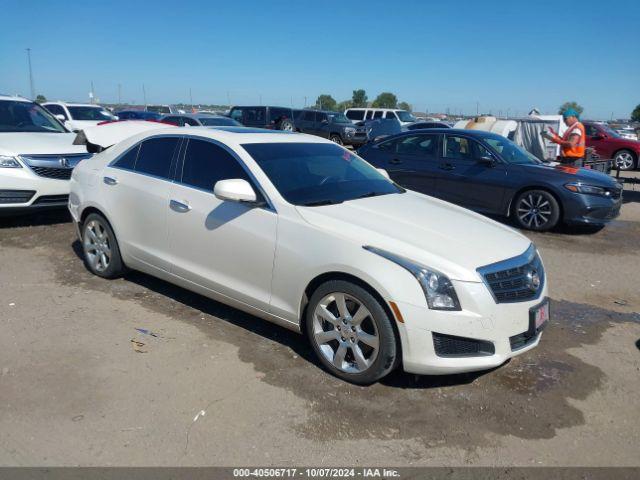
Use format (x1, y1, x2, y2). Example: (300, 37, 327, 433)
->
(298, 110, 316, 134)
(167, 137, 277, 311)
(103, 135, 182, 272)
(585, 123, 613, 158)
(316, 112, 330, 138)
(435, 134, 508, 213)
(369, 134, 442, 193)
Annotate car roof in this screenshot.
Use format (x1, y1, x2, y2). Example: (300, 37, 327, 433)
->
(44, 102, 100, 107)
(0, 95, 32, 103)
(167, 113, 226, 119)
(300, 109, 340, 115)
(230, 105, 290, 109)
(139, 126, 331, 145)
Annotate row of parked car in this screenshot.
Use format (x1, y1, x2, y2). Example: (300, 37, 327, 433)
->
(0, 93, 625, 384)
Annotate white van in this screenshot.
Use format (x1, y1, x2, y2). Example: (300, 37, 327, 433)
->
(344, 108, 417, 126)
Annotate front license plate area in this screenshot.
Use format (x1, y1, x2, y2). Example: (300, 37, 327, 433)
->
(530, 298, 550, 334)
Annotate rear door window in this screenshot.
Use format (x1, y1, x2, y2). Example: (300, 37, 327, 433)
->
(135, 137, 181, 179)
(385, 111, 397, 120)
(113, 145, 140, 170)
(396, 135, 438, 157)
(269, 107, 290, 124)
(180, 139, 251, 192)
(346, 110, 364, 121)
(373, 111, 384, 119)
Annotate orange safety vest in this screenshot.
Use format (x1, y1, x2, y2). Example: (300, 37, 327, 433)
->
(560, 121, 586, 158)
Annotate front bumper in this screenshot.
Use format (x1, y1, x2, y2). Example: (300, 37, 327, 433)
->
(563, 192, 622, 226)
(343, 133, 368, 147)
(396, 280, 548, 375)
(0, 168, 71, 216)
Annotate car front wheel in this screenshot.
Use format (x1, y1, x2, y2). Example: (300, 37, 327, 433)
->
(329, 134, 343, 145)
(279, 119, 294, 131)
(305, 280, 398, 384)
(614, 149, 637, 171)
(513, 190, 560, 231)
(82, 213, 125, 278)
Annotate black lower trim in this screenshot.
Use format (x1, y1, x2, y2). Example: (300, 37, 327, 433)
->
(432, 332, 495, 358)
(0, 190, 36, 204)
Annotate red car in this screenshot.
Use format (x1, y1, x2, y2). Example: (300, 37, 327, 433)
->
(584, 121, 640, 170)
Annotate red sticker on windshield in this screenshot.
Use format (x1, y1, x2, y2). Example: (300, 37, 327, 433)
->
(342, 151, 353, 162)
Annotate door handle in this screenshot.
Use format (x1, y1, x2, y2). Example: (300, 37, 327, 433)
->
(169, 199, 191, 213)
(103, 176, 118, 185)
(389, 158, 402, 165)
(439, 163, 455, 171)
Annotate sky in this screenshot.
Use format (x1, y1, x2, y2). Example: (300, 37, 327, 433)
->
(1, 0, 638, 119)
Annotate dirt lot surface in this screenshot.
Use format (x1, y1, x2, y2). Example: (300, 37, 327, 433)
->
(1, 172, 639, 467)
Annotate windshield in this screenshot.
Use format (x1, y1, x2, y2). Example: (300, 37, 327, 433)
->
(199, 117, 239, 126)
(479, 133, 542, 165)
(600, 124, 621, 138)
(0, 100, 67, 133)
(242, 142, 403, 206)
(328, 113, 351, 124)
(68, 106, 114, 121)
(146, 105, 171, 114)
(396, 111, 417, 122)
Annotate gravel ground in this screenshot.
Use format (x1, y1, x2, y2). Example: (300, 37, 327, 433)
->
(0, 171, 638, 467)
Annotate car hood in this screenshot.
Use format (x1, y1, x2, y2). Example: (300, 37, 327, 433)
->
(520, 162, 619, 186)
(0, 132, 87, 156)
(296, 190, 532, 282)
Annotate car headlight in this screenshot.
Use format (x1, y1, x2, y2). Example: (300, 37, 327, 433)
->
(364, 246, 461, 311)
(344, 127, 356, 136)
(564, 182, 612, 196)
(0, 156, 22, 168)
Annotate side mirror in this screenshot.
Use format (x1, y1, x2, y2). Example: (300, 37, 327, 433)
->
(321, 119, 328, 124)
(478, 155, 496, 166)
(55, 114, 66, 122)
(592, 134, 605, 140)
(377, 168, 390, 179)
(214, 179, 258, 204)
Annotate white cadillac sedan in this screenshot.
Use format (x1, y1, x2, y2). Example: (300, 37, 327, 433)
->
(69, 127, 549, 384)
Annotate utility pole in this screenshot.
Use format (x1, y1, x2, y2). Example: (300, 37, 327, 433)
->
(476, 101, 479, 116)
(118, 84, 122, 105)
(227, 91, 231, 107)
(259, 94, 262, 106)
(90, 81, 95, 104)
(304, 96, 307, 107)
(26, 48, 35, 100)
(189, 88, 193, 109)
(142, 84, 147, 107)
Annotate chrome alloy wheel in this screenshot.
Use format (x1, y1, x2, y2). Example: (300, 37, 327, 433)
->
(517, 193, 553, 229)
(615, 151, 635, 170)
(312, 292, 379, 374)
(83, 219, 111, 273)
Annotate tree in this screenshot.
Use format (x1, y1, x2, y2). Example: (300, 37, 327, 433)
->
(35, 94, 47, 103)
(315, 94, 337, 111)
(336, 100, 353, 112)
(398, 101, 411, 111)
(558, 101, 584, 116)
(372, 92, 397, 109)
(631, 104, 640, 122)
(352, 89, 368, 107)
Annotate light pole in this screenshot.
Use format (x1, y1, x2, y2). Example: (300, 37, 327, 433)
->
(26, 48, 35, 100)
(142, 84, 147, 107)
(118, 84, 122, 105)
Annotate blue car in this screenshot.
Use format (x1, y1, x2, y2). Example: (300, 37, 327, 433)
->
(357, 129, 623, 231)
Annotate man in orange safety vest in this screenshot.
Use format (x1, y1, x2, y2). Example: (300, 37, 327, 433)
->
(547, 108, 586, 167)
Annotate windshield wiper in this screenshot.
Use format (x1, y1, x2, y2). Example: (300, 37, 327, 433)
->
(354, 191, 383, 200)
(301, 199, 344, 207)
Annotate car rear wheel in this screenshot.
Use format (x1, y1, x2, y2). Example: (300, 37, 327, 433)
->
(279, 119, 294, 131)
(513, 190, 560, 231)
(614, 149, 637, 171)
(82, 213, 125, 279)
(305, 280, 398, 384)
(329, 134, 343, 145)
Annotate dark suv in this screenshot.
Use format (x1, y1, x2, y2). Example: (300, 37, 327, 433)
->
(228, 106, 295, 131)
(295, 109, 367, 147)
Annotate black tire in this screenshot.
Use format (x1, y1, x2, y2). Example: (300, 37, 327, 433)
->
(81, 213, 125, 279)
(329, 134, 343, 145)
(278, 119, 294, 131)
(305, 280, 398, 384)
(512, 189, 561, 231)
(613, 149, 637, 171)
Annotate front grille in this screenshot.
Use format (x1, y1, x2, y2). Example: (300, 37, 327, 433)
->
(32, 194, 69, 205)
(0, 190, 36, 204)
(20, 153, 93, 181)
(432, 332, 495, 358)
(477, 245, 544, 304)
(30, 166, 73, 180)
